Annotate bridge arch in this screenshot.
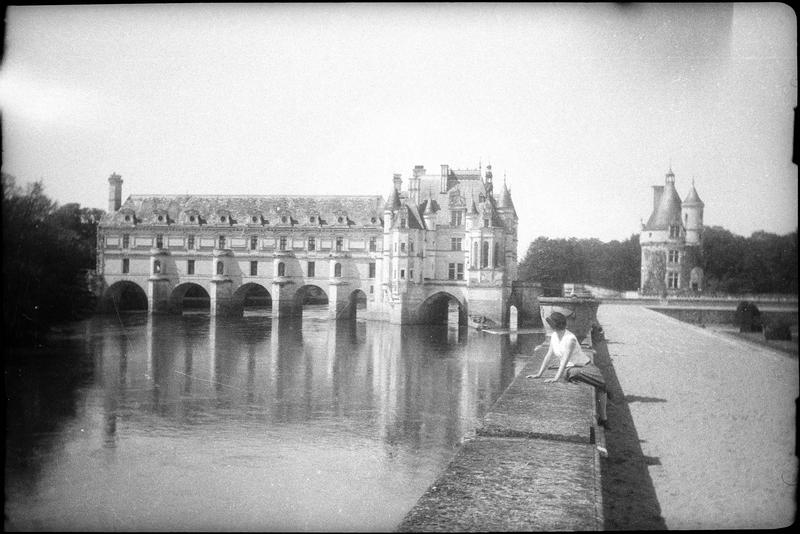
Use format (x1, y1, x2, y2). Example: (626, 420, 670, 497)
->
(169, 282, 211, 314)
(417, 291, 467, 326)
(232, 282, 272, 315)
(293, 284, 329, 319)
(344, 288, 368, 319)
(102, 280, 148, 312)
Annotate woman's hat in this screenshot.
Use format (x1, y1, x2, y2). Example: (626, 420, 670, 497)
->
(546, 311, 567, 330)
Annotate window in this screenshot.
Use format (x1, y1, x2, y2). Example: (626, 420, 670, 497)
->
(669, 225, 680, 238)
(494, 243, 501, 267)
(400, 269, 405, 279)
(400, 217, 407, 229)
(400, 242, 406, 253)
(220, 215, 227, 223)
(335, 237, 343, 252)
(277, 262, 286, 277)
(250, 261, 258, 276)
(252, 215, 260, 224)
(668, 250, 680, 263)
(153, 260, 161, 274)
(368, 262, 376, 278)
(310, 216, 316, 223)
(279, 237, 287, 251)
(218, 235, 226, 249)
(122, 258, 129, 274)
(307, 261, 315, 278)
(473, 242, 478, 266)
(156, 234, 163, 248)
(667, 272, 679, 289)
(187, 235, 195, 249)
(456, 263, 464, 280)
(369, 237, 377, 252)
(122, 234, 130, 249)
(450, 211, 462, 227)
(308, 237, 315, 251)
(451, 237, 462, 251)
(484, 218, 490, 228)
(187, 259, 195, 275)
(479, 194, 485, 203)
(409, 269, 414, 279)
(409, 241, 414, 253)
(448, 263, 456, 280)
(334, 263, 342, 277)
(250, 236, 258, 250)
(216, 261, 224, 275)
(481, 241, 489, 268)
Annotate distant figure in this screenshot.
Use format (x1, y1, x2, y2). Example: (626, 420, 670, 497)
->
(527, 311, 610, 427)
(735, 301, 762, 333)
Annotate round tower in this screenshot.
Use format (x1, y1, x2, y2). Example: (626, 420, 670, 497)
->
(681, 179, 704, 246)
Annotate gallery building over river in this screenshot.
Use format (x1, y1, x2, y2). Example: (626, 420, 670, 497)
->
(97, 164, 528, 326)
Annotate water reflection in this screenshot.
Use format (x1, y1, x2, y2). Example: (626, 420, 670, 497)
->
(5, 312, 543, 531)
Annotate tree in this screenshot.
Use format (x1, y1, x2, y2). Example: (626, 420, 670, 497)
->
(3, 175, 105, 346)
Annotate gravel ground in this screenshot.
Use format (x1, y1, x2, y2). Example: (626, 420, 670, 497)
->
(597, 304, 798, 530)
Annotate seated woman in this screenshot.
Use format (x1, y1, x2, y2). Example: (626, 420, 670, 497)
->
(527, 311, 611, 427)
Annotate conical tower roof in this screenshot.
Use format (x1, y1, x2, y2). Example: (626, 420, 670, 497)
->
(644, 180, 682, 230)
(498, 182, 516, 215)
(384, 187, 402, 211)
(683, 181, 704, 206)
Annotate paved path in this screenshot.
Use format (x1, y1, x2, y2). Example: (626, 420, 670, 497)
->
(598, 304, 798, 530)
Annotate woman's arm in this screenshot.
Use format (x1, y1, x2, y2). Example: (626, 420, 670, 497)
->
(527, 344, 554, 379)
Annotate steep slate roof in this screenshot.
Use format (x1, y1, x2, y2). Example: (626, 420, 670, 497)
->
(683, 183, 704, 205)
(100, 194, 385, 227)
(644, 182, 682, 230)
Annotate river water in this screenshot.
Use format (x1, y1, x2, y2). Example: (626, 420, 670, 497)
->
(5, 307, 544, 531)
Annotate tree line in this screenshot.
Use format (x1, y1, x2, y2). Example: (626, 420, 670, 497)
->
(3, 175, 104, 346)
(518, 228, 798, 297)
(3, 174, 797, 345)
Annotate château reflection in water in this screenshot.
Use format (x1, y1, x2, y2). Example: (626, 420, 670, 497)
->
(5, 308, 543, 531)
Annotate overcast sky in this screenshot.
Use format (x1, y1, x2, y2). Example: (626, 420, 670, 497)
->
(1, 3, 796, 252)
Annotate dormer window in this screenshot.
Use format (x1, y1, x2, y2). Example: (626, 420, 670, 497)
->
(252, 215, 259, 224)
(281, 215, 288, 224)
(370, 217, 377, 224)
(189, 215, 196, 223)
(337, 216, 344, 224)
(125, 215, 132, 222)
(157, 215, 165, 223)
(310, 216, 316, 224)
(220, 215, 227, 223)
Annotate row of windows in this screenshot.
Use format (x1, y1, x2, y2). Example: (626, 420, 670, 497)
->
(124, 213, 379, 226)
(116, 234, 380, 252)
(124, 258, 376, 278)
(448, 211, 491, 228)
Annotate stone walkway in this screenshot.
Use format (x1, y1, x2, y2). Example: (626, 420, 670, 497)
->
(598, 304, 798, 530)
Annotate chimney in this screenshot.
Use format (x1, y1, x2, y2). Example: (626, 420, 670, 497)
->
(108, 173, 123, 212)
(440, 164, 449, 193)
(393, 173, 403, 192)
(413, 165, 425, 179)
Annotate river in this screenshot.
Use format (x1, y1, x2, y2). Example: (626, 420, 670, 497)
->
(5, 307, 544, 531)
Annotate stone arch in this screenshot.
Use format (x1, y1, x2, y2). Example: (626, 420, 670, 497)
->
(102, 280, 148, 313)
(417, 291, 467, 326)
(292, 284, 330, 319)
(344, 289, 368, 320)
(232, 282, 272, 315)
(169, 282, 210, 314)
(690, 266, 704, 291)
(509, 304, 519, 331)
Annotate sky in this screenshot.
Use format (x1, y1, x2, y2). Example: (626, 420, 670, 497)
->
(1, 3, 797, 254)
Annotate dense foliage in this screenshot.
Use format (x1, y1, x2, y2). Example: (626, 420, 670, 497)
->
(518, 229, 798, 296)
(3, 175, 104, 345)
(701, 226, 797, 294)
(518, 235, 641, 296)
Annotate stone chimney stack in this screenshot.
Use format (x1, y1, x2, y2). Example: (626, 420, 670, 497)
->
(440, 164, 449, 193)
(108, 173, 123, 213)
(393, 173, 403, 192)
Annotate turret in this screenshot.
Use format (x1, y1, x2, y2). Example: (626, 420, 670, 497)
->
(423, 192, 437, 229)
(108, 173, 123, 212)
(682, 179, 704, 245)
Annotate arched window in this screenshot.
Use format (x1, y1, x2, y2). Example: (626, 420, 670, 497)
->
(494, 242, 501, 267)
(277, 262, 285, 277)
(334, 263, 342, 277)
(473, 242, 478, 266)
(216, 261, 224, 275)
(481, 241, 489, 268)
(153, 260, 161, 274)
